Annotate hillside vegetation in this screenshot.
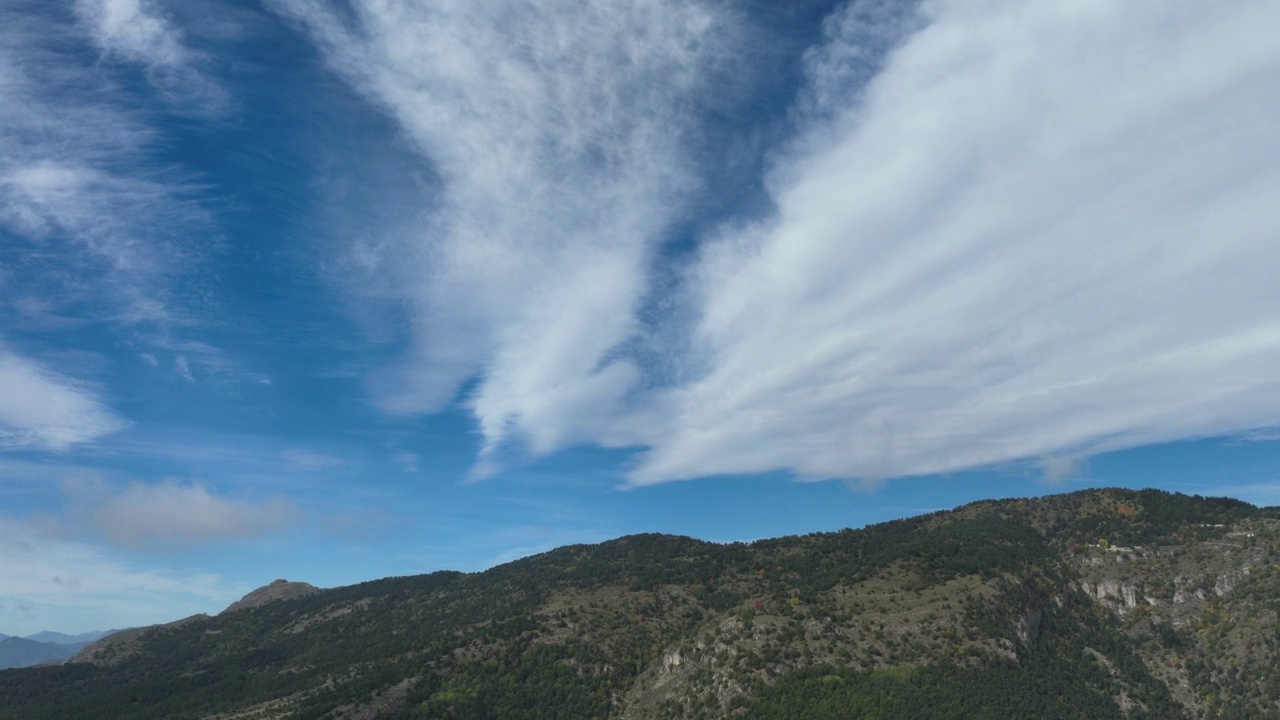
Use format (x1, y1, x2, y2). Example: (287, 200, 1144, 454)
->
(1, 488, 1277, 719)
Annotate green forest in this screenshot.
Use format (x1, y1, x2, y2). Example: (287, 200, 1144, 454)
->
(1, 488, 1277, 719)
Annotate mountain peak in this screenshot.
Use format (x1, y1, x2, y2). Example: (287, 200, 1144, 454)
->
(222, 579, 319, 614)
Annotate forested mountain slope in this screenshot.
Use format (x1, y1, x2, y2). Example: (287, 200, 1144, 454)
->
(1, 488, 1276, 719)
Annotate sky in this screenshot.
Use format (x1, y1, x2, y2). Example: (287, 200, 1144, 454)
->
(1, 0, 1279, 637)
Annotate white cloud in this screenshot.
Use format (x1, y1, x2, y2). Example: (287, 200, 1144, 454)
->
(136, 338, 271, 386)
(285, 0, 1280, 487)
(0, 517, 246, 636)
(1235, 427, 1280, 444)
(271, 0, 736, 470)
(281, 448, 346, 469)
(0, 3, 210, 326)
(73, 0, 224, 108)
(626, 0, 1280, 484)
(0, 343, 126, 449)
(75, 0, 188, 69)
(1039, 455, 1088, 486)
(174, 355, 194, 382)
(2, 162, 171, 279)
(0, 4, 254, 407)
(63, 477, 296, 548)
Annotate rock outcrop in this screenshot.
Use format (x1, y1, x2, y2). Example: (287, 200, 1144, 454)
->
(223, 579, 320, 614)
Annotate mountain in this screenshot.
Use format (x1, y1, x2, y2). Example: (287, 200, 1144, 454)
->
(68, 615, 208, 667)
(0, 488, 1277, 719)
(0, 631, 115, 670)
(0, 637, 78, 671)
(23, 630, 114, 646)
(223, 579, 320, 614)
(63, 582, 319, 667)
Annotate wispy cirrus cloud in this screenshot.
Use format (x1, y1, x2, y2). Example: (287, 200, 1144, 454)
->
(0, 2, 255, 428)
(281, 448, 346, 470)
(285, 0, 1280, 487)
(626, 0, 1280, 484)
(148, 338, 272, 387)
(270, 0, 737, 473)
(73, 0, 226, 108)
(0, 343, 126, 450)
(0, 1, 211, 327)
(1233, 428, 1280, 444)
(74, 0, 189, 69)
(0, 162, 195, 314)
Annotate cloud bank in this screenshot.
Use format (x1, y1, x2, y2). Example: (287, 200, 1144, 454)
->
(0, 517, 245, 636)
(630, 0, 1280, 484)
(64, 478, 295, 548)
(289, 0, 1280, 485)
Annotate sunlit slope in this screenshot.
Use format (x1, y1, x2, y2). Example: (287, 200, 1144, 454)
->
(1, 488, 1276, 719)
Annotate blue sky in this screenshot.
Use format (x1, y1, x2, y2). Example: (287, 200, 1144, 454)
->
(2, 0, 1279, 637)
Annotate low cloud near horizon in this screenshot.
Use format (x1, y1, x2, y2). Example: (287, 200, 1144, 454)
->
(0, 515, 247, 635)
(62, 477, 296, 548)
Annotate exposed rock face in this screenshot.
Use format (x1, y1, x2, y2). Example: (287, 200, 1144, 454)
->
(1172, 585, 1207, 604)
(1076, 539, 1268, 620)
(1083, 580, 1142, 609)
(223, 579, 319, 614)
(1213, 566, 1250, 597)
(662, 650, 683, 672)
(1015, 607, 1043, 646)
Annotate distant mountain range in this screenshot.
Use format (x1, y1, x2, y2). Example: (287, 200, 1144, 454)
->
(0, 630, 116, 670)
(22, 630, 113, 646)
(1, 489, 1277, 719)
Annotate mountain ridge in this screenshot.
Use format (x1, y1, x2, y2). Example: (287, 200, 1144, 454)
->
(0, 637, 78, 671)
(23, 630, 114, 645)
(1, 487, 1277, 719)
(0, 630, 119, 670)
